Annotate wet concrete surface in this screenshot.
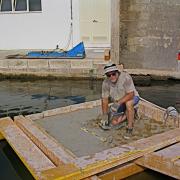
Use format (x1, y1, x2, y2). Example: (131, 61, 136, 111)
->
(35, 106, 175, 157)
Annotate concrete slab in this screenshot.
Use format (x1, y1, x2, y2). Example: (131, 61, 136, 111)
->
(14, 115, 76, 166)
(41, 128, 180, 180)
(35, 107, 110, 157)
(32, 99, 176, 157)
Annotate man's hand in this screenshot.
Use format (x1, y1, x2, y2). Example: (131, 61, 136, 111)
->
(110, 102, 120, 112)
(100, 114, 109, 126)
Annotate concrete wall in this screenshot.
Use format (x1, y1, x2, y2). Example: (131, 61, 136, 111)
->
(119, 0, 180, 70)
(0, 0, 81, 50)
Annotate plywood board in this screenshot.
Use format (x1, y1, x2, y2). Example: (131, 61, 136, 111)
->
(0, 118, 55, 180)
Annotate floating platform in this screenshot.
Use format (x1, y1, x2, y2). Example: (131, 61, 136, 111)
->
(136, 142, 180, 179)
(0, 98, 179, 179)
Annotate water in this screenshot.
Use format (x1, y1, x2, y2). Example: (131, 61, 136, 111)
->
(0, 140, 34, 180)
(136, 80, 180, 111)
(0, 79, 179, 118)
(0, 79, 179, 180)
(0, 80, 101, 118)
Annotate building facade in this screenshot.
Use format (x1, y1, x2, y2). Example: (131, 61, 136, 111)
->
(0, 0, 111, 50)
(118, 0, 180, 70)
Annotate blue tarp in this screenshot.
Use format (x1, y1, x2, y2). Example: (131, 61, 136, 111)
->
(27, 42, 86, 59)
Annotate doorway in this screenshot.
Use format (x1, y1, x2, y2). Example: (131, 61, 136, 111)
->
(79, 0, 111, 48)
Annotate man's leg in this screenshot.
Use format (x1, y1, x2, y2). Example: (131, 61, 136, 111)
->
(111, 104, 126, 125)
(134, 96, 140, 119)
(125, 99, 134, 129)
(122, 99, 135, 139)
(111, 115, 126, 125)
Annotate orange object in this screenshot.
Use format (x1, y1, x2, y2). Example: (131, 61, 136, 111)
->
(104, 49, 110, 61)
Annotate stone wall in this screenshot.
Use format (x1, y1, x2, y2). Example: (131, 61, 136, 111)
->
(119, 0, 180, 70)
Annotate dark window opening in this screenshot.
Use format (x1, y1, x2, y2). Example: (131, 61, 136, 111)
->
(15, 0, 27, 11)
(29, 0, 42, 11)
(1, 0, 12, 12)
(0, 0, 42, 12)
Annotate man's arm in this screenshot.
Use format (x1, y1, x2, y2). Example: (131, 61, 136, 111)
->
(101, 97, 109, 114)
(117, 91, 134, 105)
(117, 73, 135, 105)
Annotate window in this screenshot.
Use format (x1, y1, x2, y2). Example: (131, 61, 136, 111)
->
(15, 0, 27, 11)
(29, 0, 41, 11)
(0, 0, 42, 12)
(1, 0, 12, 11)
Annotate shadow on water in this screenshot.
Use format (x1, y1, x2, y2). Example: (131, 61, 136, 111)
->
(125, 169, 175, 180)
(0, 140, 34, 180)
(0, 79, 179, 179)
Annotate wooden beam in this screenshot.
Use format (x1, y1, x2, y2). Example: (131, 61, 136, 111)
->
(0, 118, 55, 180)
(14, 115, 76, 166)
(84, 176, 101, 180)
(135, 142, 180, 179)
(98, 163, 145, 180)
(0, 132, 4, 141)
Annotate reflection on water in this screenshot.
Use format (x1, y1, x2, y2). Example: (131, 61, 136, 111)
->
(0, 80, 101, 118)
(0, 79, 179, 179)
(136, 81, 180, 111)
(126, 169, 175, 180)
(0, 79, 179, 118)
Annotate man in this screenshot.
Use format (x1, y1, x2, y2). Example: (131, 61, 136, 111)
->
(100, 62, 140, 139)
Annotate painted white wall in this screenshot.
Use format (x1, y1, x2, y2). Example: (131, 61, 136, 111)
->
(0, 0, 77, 50)
(72, 0, 80, 47)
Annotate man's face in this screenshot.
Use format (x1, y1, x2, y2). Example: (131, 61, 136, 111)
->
(106, 71, 119, 83)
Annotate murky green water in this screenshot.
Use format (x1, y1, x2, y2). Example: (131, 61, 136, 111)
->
(0, 79, 179, 180)
(0, 140, 34, 180)
(0, 79, 179, 118)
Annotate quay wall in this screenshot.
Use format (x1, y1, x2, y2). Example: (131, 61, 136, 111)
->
(119, 0, 180, 70)
(0, 58, 180, 81)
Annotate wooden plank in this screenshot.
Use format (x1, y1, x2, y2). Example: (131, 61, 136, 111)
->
(129, 128, 180, 150)
(0, 117, 55, 180)
(84, 176, 101, 180)
(98, 163, 145, 180)
(41, 128, 180, 180)
(0, 118, 5, 140)
(154, 142, 180, 159)
(14, 115, 76, 166)
(135, 142, 180, 179)
(0, 132, 4, 140)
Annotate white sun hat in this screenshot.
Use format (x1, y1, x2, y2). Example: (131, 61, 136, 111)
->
(104, 62, 119, 74)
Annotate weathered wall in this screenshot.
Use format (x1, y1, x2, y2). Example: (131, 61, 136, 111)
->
(119, 0, 180, 70)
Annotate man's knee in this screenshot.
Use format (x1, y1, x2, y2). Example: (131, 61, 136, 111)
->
(125, 100, 134, 111)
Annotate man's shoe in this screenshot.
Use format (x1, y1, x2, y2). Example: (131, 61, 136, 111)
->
(123, 128, 133, 139)
(99, 123, 111, 130)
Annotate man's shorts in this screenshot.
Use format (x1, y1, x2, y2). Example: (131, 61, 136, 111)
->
(117, 96, 140, 114)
